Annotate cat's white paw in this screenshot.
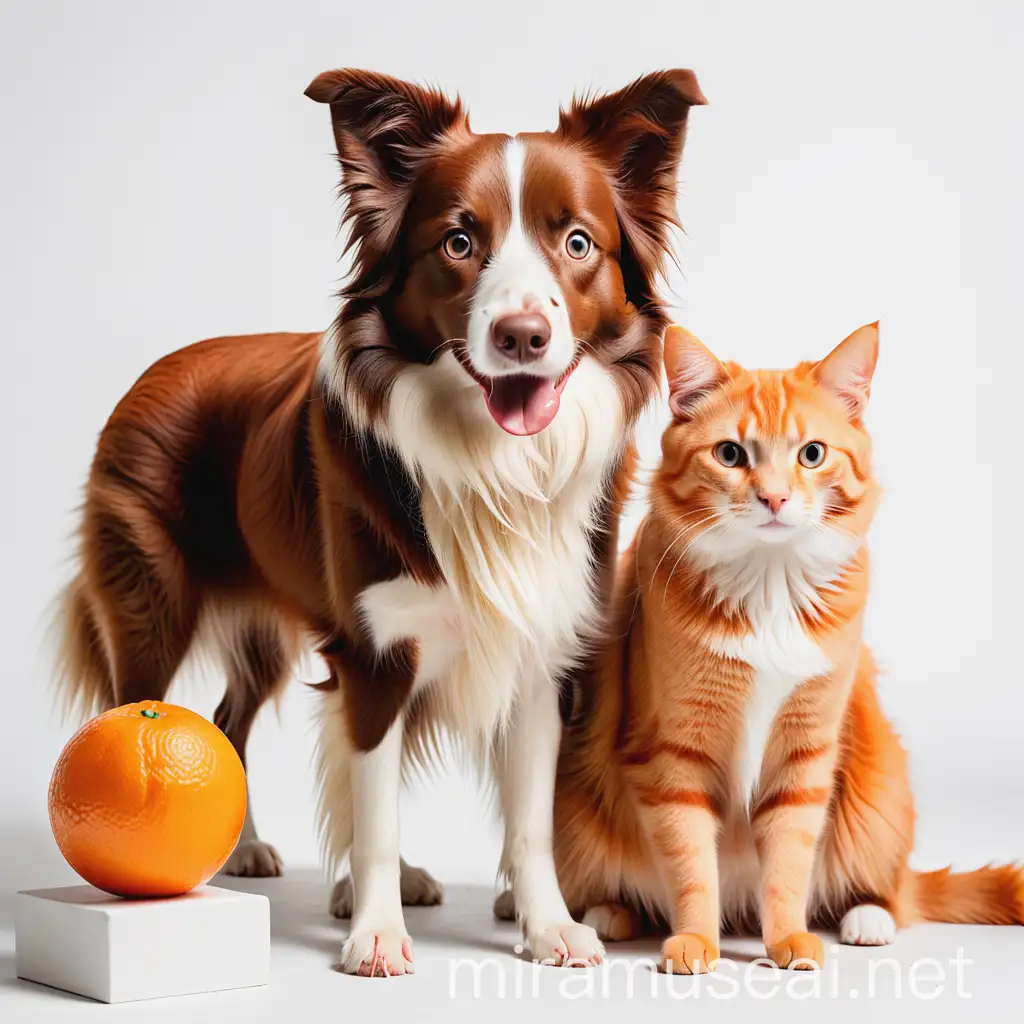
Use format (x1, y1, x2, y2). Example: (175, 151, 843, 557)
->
(582, 902, 642, 942)
(221, 839, 283, 878)
(339, 929, 414, 977)
(527, 922, 605, 966)
(840, 904, 896, 946)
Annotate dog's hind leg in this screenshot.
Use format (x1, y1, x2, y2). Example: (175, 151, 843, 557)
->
(330, 858, 444, 918)
(56, 515, 200, 718)
(212, 608, 298, 878)
(492, 888, 516, 921)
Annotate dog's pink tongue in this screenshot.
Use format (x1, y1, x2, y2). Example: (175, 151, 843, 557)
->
(485, 376, 561, 436)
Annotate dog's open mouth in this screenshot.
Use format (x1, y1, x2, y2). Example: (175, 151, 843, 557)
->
(454, 349, 580, 436)
(484, 374, 565, 435)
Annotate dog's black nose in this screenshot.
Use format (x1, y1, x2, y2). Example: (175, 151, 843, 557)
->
(491, 311, 551, 364)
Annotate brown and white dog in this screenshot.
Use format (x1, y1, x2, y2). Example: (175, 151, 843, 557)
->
(55, 68, 705, 974)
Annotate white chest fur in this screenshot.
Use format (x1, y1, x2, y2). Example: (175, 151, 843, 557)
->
(357, 576, 462, 691)
(701, 556, 833, 807)
(356, 507, 601, 742)
(357, 518, 595, 703)
(353, 353, 624, 743)
(725, 616, 830, 806)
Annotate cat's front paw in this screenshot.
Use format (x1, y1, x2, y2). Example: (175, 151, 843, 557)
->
(527, 922, 605, 967)
(660, 932, 720, 974)
(765, 931, 825, 970)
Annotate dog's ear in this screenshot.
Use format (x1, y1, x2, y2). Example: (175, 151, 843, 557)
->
(306, 69, 467, 297)
(305, 69, 465, 186)
(558, 71, 706, 304)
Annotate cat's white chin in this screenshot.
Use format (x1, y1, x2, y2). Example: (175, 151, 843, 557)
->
(755, 522, 799, 545)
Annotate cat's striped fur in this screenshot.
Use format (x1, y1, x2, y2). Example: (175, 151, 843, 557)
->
(535, 323, 1024, 973)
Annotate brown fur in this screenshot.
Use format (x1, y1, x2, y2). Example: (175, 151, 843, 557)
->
(53, 71, 705, 900)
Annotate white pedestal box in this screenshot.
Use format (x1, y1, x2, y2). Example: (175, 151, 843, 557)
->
(14, 884, 270, 1003)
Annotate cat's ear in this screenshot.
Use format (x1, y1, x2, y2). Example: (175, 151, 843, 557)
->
(813, 322, 880, 419)
(664, 326, 729, 420)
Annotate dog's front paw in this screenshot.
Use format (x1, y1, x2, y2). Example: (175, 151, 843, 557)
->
(527, 922, 605, 967)
(221, 839, 283, 878)
(339, 929, 414, 977)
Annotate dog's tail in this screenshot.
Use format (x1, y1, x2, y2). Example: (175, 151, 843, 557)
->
(49, 572, 114, 721)
(904, 864, 1024, 925)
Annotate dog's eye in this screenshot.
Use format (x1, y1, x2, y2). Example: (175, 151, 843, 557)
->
(798, 442, 827, 468)
(443, 231, 473, 260)
(713, 441, 747, 468)
(565, 230, 592, 260)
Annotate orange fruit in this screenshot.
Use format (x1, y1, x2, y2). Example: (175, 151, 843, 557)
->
(48, 701, 247, 897)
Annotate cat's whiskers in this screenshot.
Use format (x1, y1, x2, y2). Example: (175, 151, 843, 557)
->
(659, 507, 745, 605)
(646, 507, 722, 597)
(648, 502, 747, 606)
(810, 512, 863, 548)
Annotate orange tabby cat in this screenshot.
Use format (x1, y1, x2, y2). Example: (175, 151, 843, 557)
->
(518, 323, 1023, 972)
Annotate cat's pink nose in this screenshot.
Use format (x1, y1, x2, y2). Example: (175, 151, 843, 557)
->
(757, 491, 790, 515)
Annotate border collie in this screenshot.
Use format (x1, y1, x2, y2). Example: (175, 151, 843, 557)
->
(55, 67, 705, 974)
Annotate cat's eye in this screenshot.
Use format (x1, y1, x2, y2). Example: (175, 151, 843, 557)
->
(443, 230, 473, 260)
(799, 442, 827, 468)
(713, 441, 748, 468)
(565, 230, 592, 260)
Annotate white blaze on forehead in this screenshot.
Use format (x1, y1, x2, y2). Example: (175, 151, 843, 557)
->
(504, 137, 527, 248)
(465, 138, 575, 378)
(500, 138, 549, 284)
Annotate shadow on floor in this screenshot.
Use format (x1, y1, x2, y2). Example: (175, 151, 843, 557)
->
(1, 822, 521, 965)
(212, 869, 522, 960)
(0, 822, 79, 922)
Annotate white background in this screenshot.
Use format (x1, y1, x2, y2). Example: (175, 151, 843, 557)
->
(2, 0, 1023, 1018)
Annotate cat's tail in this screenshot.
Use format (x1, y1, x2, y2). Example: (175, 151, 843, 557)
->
(906, 865, 1024, 925)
